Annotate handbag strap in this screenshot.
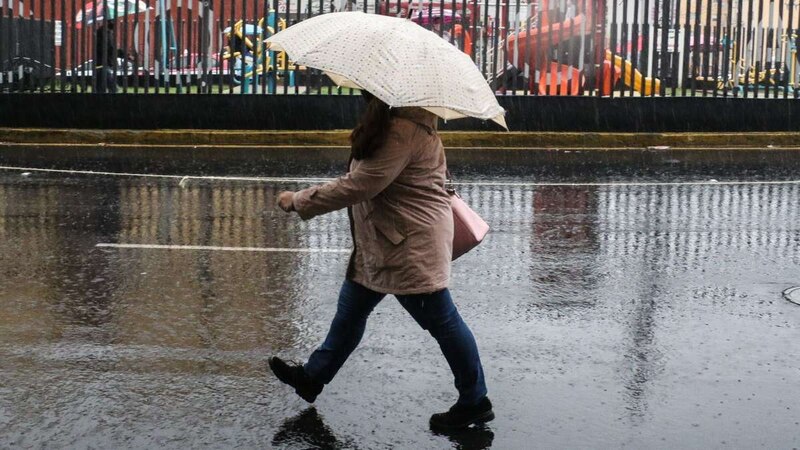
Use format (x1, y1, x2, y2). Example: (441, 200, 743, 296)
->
(445, 169, 457, 194)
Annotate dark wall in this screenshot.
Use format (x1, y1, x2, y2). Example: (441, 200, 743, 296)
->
(1, 94, 799, 132)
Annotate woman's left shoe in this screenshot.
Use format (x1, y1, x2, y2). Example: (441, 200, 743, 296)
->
(429, 397, 495, 430)
(268, 356, 324, 403)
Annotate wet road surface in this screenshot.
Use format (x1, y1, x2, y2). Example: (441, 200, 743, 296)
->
(1, 160, 799, 449)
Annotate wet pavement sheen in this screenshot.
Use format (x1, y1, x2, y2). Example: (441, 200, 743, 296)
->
(1, 165, 799, 449)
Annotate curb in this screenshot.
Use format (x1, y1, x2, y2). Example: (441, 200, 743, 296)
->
(3, 128, 800, 149)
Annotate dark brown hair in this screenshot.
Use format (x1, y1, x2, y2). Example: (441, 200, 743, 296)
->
(349, 91, 392, 160)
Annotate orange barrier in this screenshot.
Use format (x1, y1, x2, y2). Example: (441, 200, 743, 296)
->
(537, 62, 584, 96)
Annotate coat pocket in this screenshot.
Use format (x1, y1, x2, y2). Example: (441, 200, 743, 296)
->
(369, 213, 406, 270)
(370, 212, 406, 246)
(372, 221, 406, 245)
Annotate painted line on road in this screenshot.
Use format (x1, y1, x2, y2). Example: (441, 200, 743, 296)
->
(0, 165, 333, 184)
(0, 142, 353, 149)
(2, 165, 799, 187)
(96, 243, 351, 253)
(451, 179, 800, 187)
(5, 142, 800, 151)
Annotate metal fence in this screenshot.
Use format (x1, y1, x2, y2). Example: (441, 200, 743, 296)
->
(1, 0, 799, 97)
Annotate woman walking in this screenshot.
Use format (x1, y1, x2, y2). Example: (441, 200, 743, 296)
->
(269, 92, 493, 430)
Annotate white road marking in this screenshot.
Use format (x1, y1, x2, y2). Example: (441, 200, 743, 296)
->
(96, 243, 351, 253)
(0, 165, 333, 183)
(1, 165, 799, 187)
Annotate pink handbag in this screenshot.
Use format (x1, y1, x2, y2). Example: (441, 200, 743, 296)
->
(449, 189, 489, 260)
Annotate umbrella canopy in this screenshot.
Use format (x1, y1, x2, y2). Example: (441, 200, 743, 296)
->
(266, 11, 506, 128)
(75, 0, 150, 29)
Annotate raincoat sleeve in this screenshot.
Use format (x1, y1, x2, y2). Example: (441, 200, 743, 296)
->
(291, 133, 411, 221)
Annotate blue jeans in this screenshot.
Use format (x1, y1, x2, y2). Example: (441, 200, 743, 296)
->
(304, 280, 487, 406)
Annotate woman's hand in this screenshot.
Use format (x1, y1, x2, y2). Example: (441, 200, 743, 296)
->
(277, 191, 295, 213)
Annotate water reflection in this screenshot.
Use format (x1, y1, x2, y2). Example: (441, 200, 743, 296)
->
(0, 177, 352, 377)
(597, 183, 799, 420)
(1, 174, 799, 445)
(457, 181, 800, 423)
(597, 183, 800, 263)
(271, 408, 358, 449)
(530, 185, 600, 303)
(432, 426, 495, 450)
(3, 178, 796, 359)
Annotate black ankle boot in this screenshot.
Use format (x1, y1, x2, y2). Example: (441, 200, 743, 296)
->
(268, 356, 324, 403)
(429, 397, 494, 430)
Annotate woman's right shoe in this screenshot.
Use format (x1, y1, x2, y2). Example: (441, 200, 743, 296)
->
(268, 356, 324, 403)
(429, 397, 495, 431)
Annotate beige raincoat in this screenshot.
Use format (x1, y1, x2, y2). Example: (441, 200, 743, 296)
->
(292, 108, 452, 295)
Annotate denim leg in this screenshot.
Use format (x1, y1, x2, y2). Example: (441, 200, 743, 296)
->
(396, 289, 487, 406)
(304, 280, 385, 384)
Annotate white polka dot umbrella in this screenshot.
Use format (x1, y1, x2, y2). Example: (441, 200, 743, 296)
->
(266, 11, 507, 129)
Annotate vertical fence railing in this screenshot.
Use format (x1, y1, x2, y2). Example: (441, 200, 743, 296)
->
(1, 0, 799, 98)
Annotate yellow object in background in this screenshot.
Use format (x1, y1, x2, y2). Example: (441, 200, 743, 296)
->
(605, 50, 661, 96)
